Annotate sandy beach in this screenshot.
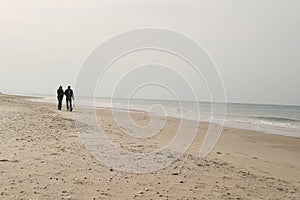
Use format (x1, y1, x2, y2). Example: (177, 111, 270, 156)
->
(0, 94, 299, 200)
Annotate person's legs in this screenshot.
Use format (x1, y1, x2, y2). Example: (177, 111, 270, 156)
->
(58, 98, 62, 110)
(66, 99, 69, 111)
(69, 98, 73, 111)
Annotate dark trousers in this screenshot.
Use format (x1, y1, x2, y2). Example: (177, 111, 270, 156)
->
(66, 98, 72, 111)
(57, 98, 63, 110)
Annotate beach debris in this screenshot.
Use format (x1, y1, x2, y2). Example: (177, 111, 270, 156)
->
(0, 159, 9, 162)
(216, 152, 222, 154)
(277, 187, 284, 191)
(167, 154, 175, 158)
(179, 180, 184, 183)
(171, 172, 179, 175)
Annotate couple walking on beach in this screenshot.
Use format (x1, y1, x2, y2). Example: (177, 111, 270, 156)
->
(57, 85, 74, 111)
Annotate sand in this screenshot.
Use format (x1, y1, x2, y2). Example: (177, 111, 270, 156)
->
(0, 94, 299, 199)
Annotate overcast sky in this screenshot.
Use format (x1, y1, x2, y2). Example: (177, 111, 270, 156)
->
(0, 0, 299, 105)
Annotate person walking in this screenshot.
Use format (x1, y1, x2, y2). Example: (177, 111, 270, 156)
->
(65, 85, 74, 111)
(57, 86, 64, 110)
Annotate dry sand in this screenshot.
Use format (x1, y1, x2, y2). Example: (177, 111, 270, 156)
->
(0, 95, 299, 199)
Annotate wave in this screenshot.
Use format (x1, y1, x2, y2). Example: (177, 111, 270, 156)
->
(252, 116, 300, 123)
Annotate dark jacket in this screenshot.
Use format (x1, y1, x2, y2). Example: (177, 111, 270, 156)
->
(65, 89, 74, 100)
(57, 88, 64, 99)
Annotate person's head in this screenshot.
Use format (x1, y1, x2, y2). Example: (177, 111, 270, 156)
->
(68, 85, 71, 89)
(59, 86, 62, 89)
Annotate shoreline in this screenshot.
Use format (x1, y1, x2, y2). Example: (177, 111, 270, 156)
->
(28, 94, 300, 139)
(0, 94, 299, 199)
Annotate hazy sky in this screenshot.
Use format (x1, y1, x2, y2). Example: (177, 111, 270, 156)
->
(0, 0, 299, 105)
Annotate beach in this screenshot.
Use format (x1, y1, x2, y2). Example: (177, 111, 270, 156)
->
(0, 94, 299, 199)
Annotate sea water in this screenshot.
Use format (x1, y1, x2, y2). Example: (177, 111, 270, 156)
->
(31, 94, 300, 138)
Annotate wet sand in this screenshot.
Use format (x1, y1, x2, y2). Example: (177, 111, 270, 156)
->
(0, 95, 299, 199)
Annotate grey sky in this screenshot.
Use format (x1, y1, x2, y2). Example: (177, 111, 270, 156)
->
(0, 0, 299, 105)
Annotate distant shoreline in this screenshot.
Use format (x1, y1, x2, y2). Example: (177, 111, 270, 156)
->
(23, 93, 300, 139)
(5, 92, 300, 107)
(3, 93, 300, 139)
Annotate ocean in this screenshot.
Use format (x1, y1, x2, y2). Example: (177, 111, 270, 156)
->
(32, 94, 300, 138)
